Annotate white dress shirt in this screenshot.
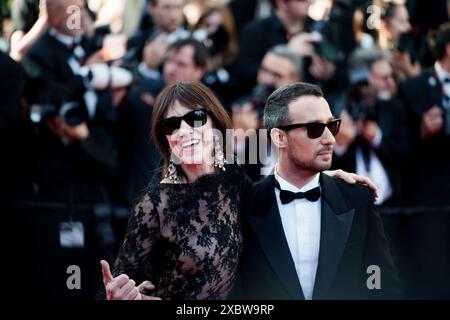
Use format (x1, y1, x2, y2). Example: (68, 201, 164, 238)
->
(274, 169, 321, 300)
(434, 62, 450, 133)
(49, 28, 98, 119)
(355, 147, 393, 205)
(434, 62, 450, 99)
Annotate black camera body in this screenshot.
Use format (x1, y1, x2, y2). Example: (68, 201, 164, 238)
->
(30, 101, 89, 126)
(249, 83, 276, 117)
(348, 101, 379, 123)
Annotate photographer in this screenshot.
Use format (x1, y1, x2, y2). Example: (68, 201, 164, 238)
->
(22, 0, 130, 203)
(398, 22, 450, 206)
(233, 45, 302, 129)
(17, 0, 137, 298)
(332, 48, 410, 205)
(229, 0, 312, 97)
(232, 45, 301, 181)
(126, 0, 185, 64)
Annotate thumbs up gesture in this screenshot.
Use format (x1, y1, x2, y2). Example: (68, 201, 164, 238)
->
(101, 260, 161, 300)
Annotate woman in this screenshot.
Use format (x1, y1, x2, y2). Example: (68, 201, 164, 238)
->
(100, 81, 377, 300)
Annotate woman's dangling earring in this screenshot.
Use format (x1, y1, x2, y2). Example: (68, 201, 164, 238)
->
(214, 139, 226, 171)
(166, 152, 180, 183)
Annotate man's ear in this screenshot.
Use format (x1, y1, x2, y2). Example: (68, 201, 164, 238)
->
(193, 68, 206, 81)
(270, 128, 288, 149)
(445, 43, 450, 59)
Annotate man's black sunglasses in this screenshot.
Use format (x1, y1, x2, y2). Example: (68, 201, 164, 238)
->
(160, 109, 209, 135)
(277, 119, 341, 139)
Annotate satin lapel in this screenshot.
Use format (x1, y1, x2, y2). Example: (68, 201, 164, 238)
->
(246, 176, 304, 300)
(313, 173, 355, 299)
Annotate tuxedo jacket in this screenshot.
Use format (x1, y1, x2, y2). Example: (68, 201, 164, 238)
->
(332, 99, 411, 205)
(21, 31, 119, 203)
(232, 173, 402, 299)
(398, 69, 450, 205)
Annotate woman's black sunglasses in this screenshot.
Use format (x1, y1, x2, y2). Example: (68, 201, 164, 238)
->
(160, 109, 209, 135)
(277, 119, 341, 139)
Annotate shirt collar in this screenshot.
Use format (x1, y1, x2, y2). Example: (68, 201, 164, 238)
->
(49, 28, 81, 48)
(434, 62, 450, 83)
(274, 166, 320, 193)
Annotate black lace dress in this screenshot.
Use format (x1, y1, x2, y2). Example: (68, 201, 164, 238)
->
(111, 164, 248, 300)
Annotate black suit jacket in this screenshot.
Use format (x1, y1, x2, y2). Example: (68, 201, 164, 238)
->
(22, 31, 119, 203)
(117, 73, 163, 205)
(232, 173, 402, 299)
(398, 69, 450, 205)
(332, 99, 411, 205)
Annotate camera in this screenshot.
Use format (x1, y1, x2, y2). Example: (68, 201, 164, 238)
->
(30, 101, 89, 126)
(248, 83, 276, 117)
(310, 27, 344, 63)
(347, 80, 379, 122)
(347, 100, 378, 122)
(310, 0, 370, 63)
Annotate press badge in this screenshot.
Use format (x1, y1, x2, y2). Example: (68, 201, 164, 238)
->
(59, 222, 85, 248)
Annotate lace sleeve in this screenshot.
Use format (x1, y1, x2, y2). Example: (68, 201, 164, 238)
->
(111, 192, 160, 278)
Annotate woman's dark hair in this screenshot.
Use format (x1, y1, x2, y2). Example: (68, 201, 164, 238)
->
(151, 81, 232, 175)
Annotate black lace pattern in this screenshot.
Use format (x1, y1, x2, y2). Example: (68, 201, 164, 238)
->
(111, 164, 246, 300)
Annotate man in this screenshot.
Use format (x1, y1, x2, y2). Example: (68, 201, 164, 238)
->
(332, 49, 410, 205)
(396, 21, 450, 299)
(232, 45, 302, 181)
(230, 0, 312, 95)
(235, 82, 401, 299)
(257, 45, 303, 89)
(128, 0, 185, 63)
(398, 22, 450, 206)
(20, 0, 122, 298)
(23, 0, 119, 203)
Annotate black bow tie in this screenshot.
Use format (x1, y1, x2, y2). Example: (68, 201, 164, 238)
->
(273, 177, 321, 204)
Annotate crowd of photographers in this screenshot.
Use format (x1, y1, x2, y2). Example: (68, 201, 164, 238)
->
(1, 0, 450, 298)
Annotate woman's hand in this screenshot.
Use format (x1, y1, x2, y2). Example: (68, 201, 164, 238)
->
(137, 281, 161, 300)
(101, 260, 141, 300)
(324, 169, 379, 201)
(101, 260, 162, 300)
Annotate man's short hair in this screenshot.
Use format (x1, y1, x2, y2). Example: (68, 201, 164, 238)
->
(264, 82, 323, 132)
(166, 38, 209, 69)
(431, 22, 450, 60)
(348, 48, 391, 84)
(268, 45, 302, 77)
